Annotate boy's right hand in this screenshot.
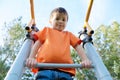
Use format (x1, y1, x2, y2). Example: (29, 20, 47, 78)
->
(26, 58, 37, 68)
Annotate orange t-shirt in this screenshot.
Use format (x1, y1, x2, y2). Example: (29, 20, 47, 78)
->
(32, 27, 82, 76)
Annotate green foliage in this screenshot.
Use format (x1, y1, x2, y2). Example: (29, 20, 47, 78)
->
(0, 59, 9, 80)
(3, 17, 26, 63)
(71, 49, 97, 80)
(21, 68, 34, 80)
(94, 21, 120, 80)
(0, 17, 27, 79)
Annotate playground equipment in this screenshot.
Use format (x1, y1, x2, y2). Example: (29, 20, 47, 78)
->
(4, 0, 113, 80)
(79, 0, 112, 80)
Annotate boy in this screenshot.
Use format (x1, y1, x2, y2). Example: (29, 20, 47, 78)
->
(26, 7, 91, 80)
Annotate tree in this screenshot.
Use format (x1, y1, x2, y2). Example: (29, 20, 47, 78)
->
(94, 21, 120, 80)
(0, 17, 28, 79)
(71, 49, 97, 80)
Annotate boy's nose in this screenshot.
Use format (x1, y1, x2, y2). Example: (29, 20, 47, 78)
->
(58, 20, 63, 23)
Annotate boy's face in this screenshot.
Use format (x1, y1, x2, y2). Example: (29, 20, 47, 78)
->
(49, 12, 68, 31)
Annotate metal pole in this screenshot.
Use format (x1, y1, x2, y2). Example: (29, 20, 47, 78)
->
(80, 0, 112, 79)
(83, 0, 94, 36)
(4, 39, 33, 80)
(30, 0, 35, 23)
(84, 42, 113, 80)
(5, 0, 36, 80)
(85, 0, 93, 22)
(35, 63, 94, 68)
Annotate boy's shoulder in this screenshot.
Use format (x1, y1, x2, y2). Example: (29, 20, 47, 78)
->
(42, 26, 49, 29)
(40, 26, 51, 31)
(43, 26, 53, 30)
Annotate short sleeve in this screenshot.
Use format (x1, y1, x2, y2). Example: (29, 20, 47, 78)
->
(69, 32, 82, 48)
(33, 27, 47, 43)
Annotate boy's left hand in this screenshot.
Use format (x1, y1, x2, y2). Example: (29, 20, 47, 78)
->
(81, 59, 91, 68)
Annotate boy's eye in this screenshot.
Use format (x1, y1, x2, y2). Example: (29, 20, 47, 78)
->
(56, 18, 59, 20)
(55, 17, 66, 21)
(62, 19, 65, 21)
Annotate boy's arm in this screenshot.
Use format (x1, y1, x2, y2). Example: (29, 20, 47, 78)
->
(26, 40, 42, 68)
(75, 44, 91, 68)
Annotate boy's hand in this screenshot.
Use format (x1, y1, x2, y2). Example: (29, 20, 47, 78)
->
(81, 59, 91, 68)
(26, 58, 37, 68)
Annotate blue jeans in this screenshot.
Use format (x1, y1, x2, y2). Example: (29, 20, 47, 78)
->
(35, 70, 73, 80)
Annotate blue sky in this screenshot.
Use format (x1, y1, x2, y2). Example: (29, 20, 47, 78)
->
(0, 0, 120, 46)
